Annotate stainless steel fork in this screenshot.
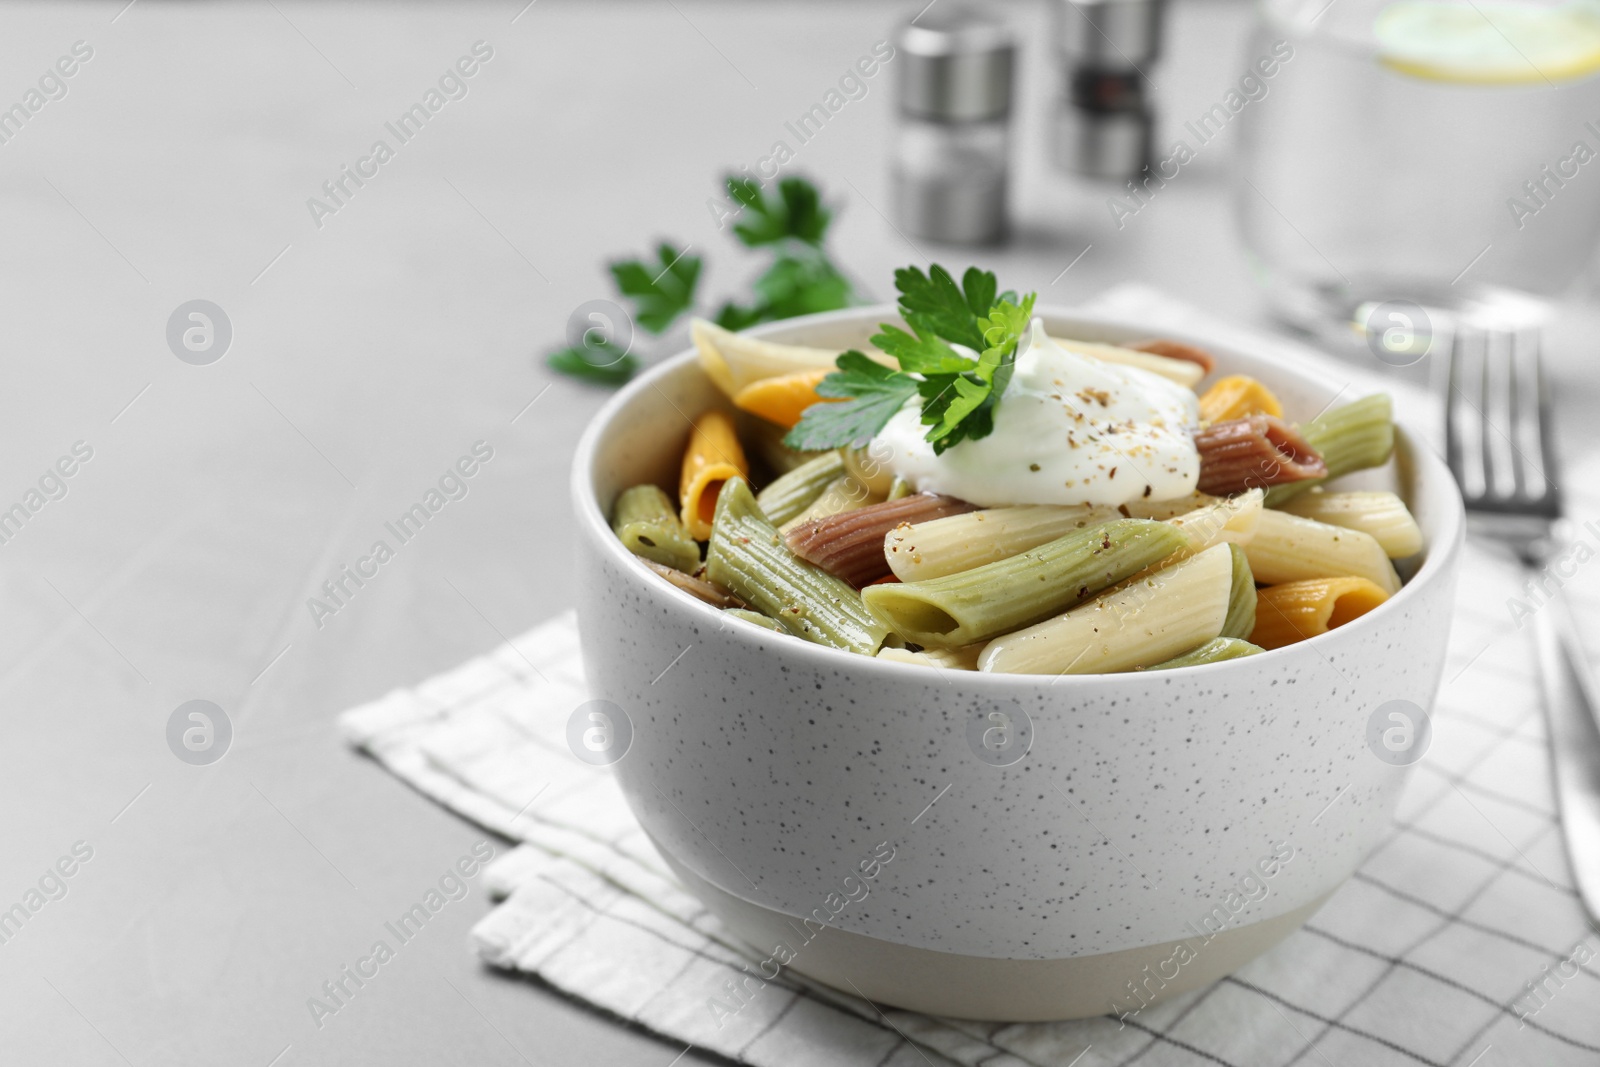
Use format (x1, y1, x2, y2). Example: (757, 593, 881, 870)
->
(1445, 324, 1600, 920)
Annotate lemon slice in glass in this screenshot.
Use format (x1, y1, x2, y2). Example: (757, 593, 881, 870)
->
(1375, 0, 1600, 83)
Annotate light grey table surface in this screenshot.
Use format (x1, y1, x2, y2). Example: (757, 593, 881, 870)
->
(4, 2, 1598, 1066)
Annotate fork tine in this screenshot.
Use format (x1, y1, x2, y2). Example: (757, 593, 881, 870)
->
(1445, 324, 1472, 493)
(1447, 319, 1564, 519)
(1480, 327, 1503, 499)
(1508, 328, 1527, 501)
(1516, 328, 1563, 509)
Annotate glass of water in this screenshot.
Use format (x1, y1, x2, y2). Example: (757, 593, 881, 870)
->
(1235, 0, 1600, 355)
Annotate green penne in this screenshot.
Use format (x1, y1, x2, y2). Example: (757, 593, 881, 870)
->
(886, 475, 913, 501)
(755, 451, 847, 525)
(978, 544, 1233, 674)
(1221, 543, 1257, 640)
(741, 413, 826, 476)
(1267, 394, 1394, 505)
(1145, 637, 1264, 670)
(723, 607, 787, 633)
(861, 518, 1190, 648)
(611, 484, 701, 572)
(779, 474, 876, 532)
(705, 478, 888, 655)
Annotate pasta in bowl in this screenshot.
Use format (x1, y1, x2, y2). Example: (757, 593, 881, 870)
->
(571, 271, 1464, 1021)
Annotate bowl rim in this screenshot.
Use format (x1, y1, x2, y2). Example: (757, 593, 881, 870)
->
(570, 303, 1466, 686)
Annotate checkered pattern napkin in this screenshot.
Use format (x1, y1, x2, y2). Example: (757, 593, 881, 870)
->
(339, 288, 1600, 1067)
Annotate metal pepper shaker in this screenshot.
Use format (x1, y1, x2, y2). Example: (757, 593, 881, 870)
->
(891, 6, 1015, 245)
(1054, 0, 1164, 181)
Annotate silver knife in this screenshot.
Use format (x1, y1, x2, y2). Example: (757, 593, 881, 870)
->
(1531, 595, 1600, 921)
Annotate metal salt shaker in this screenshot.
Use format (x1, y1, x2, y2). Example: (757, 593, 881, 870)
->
(1054, 0, 1164, 181)
(891, 7, 1015, 245)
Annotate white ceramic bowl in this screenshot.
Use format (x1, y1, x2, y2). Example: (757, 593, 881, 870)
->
(570, 306, 1464, 1021)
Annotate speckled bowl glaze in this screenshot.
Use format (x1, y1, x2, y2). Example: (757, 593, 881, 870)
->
(571, 306, 1464, 1021)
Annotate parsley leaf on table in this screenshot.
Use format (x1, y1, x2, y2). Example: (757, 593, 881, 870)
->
(548, 174, 862, 387)
(545, 338, 639, 386)
(727, 176, 831, 247)
(714, 249, 854, 330)
(609, 243, 702, 334)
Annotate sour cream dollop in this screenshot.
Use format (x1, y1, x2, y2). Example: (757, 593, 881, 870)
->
(875, 318, 1200, 507)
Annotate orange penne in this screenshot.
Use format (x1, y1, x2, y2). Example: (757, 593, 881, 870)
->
(1249, 577, 1389, 650)
(733, 368, 832, 428)
(1199, 375, 1284, 423)
(679, 410, 749, 540)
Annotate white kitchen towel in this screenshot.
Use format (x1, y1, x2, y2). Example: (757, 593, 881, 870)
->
(339, 287, 1600, 1067)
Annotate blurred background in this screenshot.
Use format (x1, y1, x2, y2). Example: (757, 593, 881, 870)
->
(2, 1, 1599, 1064)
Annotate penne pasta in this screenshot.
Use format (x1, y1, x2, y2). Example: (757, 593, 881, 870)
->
(693, 318, 843, 397)
(611, 484, 701, 573)
(977, 543, 1234, 675)
(786, 494, 975, 586)
(779, 474, 883, 533)
(680, 409, 750, 540)
(1119, 491, 1218, 520)
(1163, 489, 1264, 552)
(1198, 375, 1284, 423)
(875, 644, 983, 670)
(1145, 636, 1264, 670)
(1195, 415, 1327, 496)
(884, 504, 1122, 583)
(756, 451, 847, 526)
(1243, 509, 1401, 594)
(1049, 336, 1206, 388)
(610, 263, 1417, 675)
(841, 444, 898, 496)
(705, 478, 888, 655)
(723, 607, 787, 633)
(1265, 394, 1394, 505)
(1221, 544, 1257, 639)
(642, 560, 744, 609)
(863, 518, 1189, 648)
(1250, 577, 1389, 650)
(1127, 338, 1217, 375)
(1071, 493, 1260, 610)
(1279, 490, 1423, 558)
(693, 318, 895, 398)
(740, 413, 827, 476)
(732, 368, 831, 428)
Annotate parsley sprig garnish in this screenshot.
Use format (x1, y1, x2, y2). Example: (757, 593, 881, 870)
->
(784, 265, 1037, 455)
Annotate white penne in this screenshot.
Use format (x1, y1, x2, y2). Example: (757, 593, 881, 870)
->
(693, 319, 893, 398)
(876, 644, 983, 670)
(841, 445, 897, 496)
(1121, 491, 1220, 520)
(1094, 490, 1263, 595)
(693, 318, 839, 397)
(978, 543, 1233, 675)
(1048, 336, 1206, 389)
(1163, 488, 1264, 551)
(1243, 509, 1401, 594)
(883, 504, 1121, 582)
(1279, 491, 1424, 559)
